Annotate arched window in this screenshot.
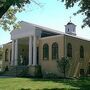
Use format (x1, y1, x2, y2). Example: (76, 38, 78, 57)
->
(68, 29, 69, 32)
(80, 69, 85, 76)
(52, 42, 58, 59)
(67, 43, 72, 57)
(80, 46, 84, 58)
(87, 62, 90, 75)
(5, 49, 8, 61)
(43, 44, 49, 60)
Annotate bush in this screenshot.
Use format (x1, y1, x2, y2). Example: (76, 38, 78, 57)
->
(34, 65, 42, 78)
(43, 72, 58, 79)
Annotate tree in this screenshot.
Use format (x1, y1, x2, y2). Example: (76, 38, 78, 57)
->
(0, 0, 31, 31)
(57, 57, 70, 78)
(0, 0, 42, 31)
(0, 0, 30, 18)
(0, 0, 43, 31)
(60, 0, 90, 28)
(0, 7, 24, 31)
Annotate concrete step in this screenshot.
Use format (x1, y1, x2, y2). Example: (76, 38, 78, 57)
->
(3, 66, 29, 77)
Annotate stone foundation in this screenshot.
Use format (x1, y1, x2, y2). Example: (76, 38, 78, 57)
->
(28, 65, 42, 77)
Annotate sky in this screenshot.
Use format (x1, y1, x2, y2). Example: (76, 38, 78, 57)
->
(0, 0, 90, 45)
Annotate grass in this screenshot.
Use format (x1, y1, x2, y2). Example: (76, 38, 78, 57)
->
(0, 77, 90, 90)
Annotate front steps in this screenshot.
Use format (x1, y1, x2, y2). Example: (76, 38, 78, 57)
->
(3, 66, 29, 77)
(2, 65, 42, 77)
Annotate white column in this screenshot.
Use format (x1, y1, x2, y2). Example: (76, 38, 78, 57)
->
(14, 39, 18, 66)
(29, 36, 32, 65)
(33, 36, 37, 66)
(11, 40, 14, 66)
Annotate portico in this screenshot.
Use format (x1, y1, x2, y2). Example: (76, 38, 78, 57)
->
(10, 22, 37, 67)
(11, 37, 37, 66)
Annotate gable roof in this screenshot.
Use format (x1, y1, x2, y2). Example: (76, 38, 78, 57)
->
(20, 21, 64, 34)
(11, 21, 90, 42)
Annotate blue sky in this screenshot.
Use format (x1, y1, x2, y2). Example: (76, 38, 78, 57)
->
(0, 0, 90, 45)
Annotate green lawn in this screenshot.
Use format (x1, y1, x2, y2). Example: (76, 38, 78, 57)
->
(0, 77, 90, 90)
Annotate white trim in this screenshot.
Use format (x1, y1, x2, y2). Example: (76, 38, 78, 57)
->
(33, 36, 37, 66)
(29, 36, 32, 65)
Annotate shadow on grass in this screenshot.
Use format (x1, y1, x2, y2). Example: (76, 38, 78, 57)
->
(20, 88, 31, 90)
(20, 88, 79, 90)
(31, 77, 90, 90)
(37, 88, 79, 90)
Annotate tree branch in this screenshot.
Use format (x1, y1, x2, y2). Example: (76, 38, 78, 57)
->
(0, 1, 12, 18)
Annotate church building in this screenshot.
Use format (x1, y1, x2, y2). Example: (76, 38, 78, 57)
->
(1, 21, 90, 77)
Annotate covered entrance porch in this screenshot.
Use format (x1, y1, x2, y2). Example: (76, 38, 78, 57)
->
(11, 36, 38, 66)
(9, 36, 41, 76)
(9, 22, 41, 77)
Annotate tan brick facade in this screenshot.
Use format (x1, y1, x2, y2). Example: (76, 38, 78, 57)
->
(39, 35, 90, 77)
(2, 34, 90, 77)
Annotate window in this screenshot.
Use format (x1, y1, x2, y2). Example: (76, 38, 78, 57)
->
(5, 49, 8, 61)
(52, 42, 58, 59)
(73, 29, 75, 32)
(67, 43, 72, 57)
(87, 63, 90, 74)
(0, 54, 2, 59)
(43, 44, 49, 60)
(68, 29, 69, 32)
(80, 69, 84, 76)
(80, 46, 84, 58)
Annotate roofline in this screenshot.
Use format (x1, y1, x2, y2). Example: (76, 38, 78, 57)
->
(20, 21, 65, 34)
(3, 41, 12, 46)
(64, 34, 90, 42)
(11, 21, 90, 42)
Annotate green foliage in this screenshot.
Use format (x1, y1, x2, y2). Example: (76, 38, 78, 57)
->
(60, 0, 90, 28)
(34, 65, 42, 77)
(57, 57, 70, 78)
(0, 7, 23, 31)
(0, 0, 31, 31)
(0, 0, 42, 31)
(43, 72, 57, 79)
